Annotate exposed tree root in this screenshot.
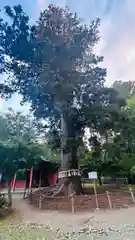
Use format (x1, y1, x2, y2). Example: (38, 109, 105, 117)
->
(52, 183, 64, 196)
(31, 176, 83, 197)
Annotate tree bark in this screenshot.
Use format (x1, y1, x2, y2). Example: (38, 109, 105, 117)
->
(60, 114, 82, 195)
(98, 174, 102, 185)
(7, 180, 12, 209)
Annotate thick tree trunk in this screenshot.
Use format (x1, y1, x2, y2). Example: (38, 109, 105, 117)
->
(59, 114, 82, 196)
(98, 174, 102, 185)
(7, 180, 12, 209)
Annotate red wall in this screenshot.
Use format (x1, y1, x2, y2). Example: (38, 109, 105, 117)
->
(0, 172, 58, 189)
(0, 180, 26, 189)
(48, 172, 57, 185)
(12, 180, 26, 189)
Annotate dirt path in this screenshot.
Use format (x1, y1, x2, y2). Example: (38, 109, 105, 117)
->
(11, 194, 135, 232)
(12, 194, 89, 231)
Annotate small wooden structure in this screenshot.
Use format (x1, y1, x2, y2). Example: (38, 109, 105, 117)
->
(25, 159, 58, 189)
(0, 158, 58, 191)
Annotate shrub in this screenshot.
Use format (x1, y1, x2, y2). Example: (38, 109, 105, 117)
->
(0, 193, 7, 208)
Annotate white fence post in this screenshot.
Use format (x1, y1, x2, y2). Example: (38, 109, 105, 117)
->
(93, 180, 99, 210)
(71, 195, 75, 213)
(106, 191, 112, 209)
(39, 195, 42, 209)
(129, 187, 135, 205)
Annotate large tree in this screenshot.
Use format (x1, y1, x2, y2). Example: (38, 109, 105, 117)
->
(0, 4, 124, 195)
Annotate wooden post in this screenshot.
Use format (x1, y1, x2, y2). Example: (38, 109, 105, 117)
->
(93, 180, 99, 210)
(29, 191, 32, 204)
(71, 195, 75, 213)
(29, 167, 33, 192)
(12, 172, 17, 192)
(39, 171, 42, 188)
(106, 191, 112, 209)
(23, 188, 27, 199)
(129, 186, 135, 204)
(23, 170, 27, 199)
(39, 195, 42, 209)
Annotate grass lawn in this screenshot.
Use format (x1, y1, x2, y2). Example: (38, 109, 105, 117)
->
(82, 182, 135, 190)
(82, 182, 99, 188)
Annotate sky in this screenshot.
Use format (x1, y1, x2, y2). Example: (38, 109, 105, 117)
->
(0, 0, 135, 113)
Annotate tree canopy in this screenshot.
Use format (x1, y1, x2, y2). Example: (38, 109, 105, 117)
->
(0, 108, 44, 144)
(0, 5, 124, 129)
(112, 80, 135, 100)
(0, 109, 44, 179)
(0, 109, 44, 205)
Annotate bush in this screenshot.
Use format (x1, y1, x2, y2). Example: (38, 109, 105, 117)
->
(0, 193, 11, 218)
(0, 193, 7, 208)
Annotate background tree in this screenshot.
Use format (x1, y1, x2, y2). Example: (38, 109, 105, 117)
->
(0, 142, 42, 208)
(112, 80, 135, 100)
(0, 109, 44, 207)
(0, 108, 45, 144)
(0, 4, 125, 195)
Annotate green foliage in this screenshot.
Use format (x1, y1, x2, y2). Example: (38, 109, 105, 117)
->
(0, 109, 44, 180)
(79, 91, 135, 176)
(0, 4, 129, 184)
(120, 153, 135, 171)
(125, 95, 135, 118)
(0, 194, 7, 209)
(79, 145, 92, 169)
(39, 143, 60, 163)
(0, 108, 45, 144)
(0, 109, 44, 206)
(0, 5, 124, 141)
(112, 80, 135, 100)
(131, 164, 135, 174)
(0, 141, 43, 180)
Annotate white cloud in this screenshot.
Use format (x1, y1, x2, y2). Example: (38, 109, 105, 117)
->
(36, 0, 48, 11)
(98, 0, 135, 85)
(36, 0, 67, 14)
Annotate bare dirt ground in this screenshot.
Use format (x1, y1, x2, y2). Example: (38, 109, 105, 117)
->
(11, 194, 135, 232)
(1, 193, 135, 238)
